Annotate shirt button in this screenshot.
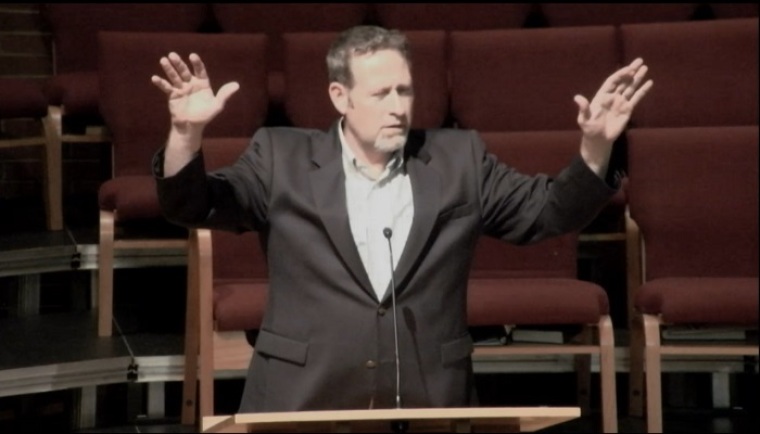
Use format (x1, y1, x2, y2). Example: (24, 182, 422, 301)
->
(378, 307, 387, 316)
(366, 360, 377, 369)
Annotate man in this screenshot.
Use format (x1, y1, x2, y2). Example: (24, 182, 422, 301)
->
(152, 26, 652, 412)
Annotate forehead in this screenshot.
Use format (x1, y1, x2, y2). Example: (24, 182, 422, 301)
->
(349, 49, 411, 89)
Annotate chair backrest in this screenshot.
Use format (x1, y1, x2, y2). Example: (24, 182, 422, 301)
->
(283, 30, 448, 130)
(97, 32, 268, 177)
(42, 4, 208, 74)
(211, 3, 369, 73)
(539, 3, 698, 26)
(450, 26, 618, 132)
(621, 18, 759, 128)
(373, 3, 533, 30)
(627, 126, 759, 279)
(470, 131, 584, 278)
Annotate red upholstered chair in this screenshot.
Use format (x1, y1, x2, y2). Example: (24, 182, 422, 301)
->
(621, 18, 759, 128)
(211, 3, 370, 124)
(283, 30, 448, 130)
(182, 138, 268, 426)
(625, 126, 759, 433)
(0, 78, 60, 231)
(539, 3, 698, 27)
(373, 3, 533, 30)
(40, 4, 209, 173)
(96, 31, 268, 337)
(469, 131, 618, 433)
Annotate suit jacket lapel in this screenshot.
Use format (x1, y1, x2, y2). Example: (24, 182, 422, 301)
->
(309, 123, 375, 299)
(384, 130, 441, 303)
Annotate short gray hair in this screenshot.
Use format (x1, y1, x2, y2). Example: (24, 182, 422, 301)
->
(326, 25, 411, 88)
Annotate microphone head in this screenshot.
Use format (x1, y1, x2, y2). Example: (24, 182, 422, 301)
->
(383, 227, 393, 239)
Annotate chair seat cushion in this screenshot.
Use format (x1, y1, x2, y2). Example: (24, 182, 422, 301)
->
(467, 278, 609, 326)
(0, 78, 48, 118)
(214, 281, 269, 331)
(98, 176, 161, 220)
(635, 277, 759, 325)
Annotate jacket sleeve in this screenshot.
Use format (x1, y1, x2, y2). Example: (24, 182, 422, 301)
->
(153, 128, 273, 233)
(474, 131, 618, 245)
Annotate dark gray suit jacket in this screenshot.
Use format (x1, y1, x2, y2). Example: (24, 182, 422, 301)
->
(154, 122, 616, 412)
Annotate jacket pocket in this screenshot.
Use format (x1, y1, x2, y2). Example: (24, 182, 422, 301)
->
(255, 329, 309, 366)
(441, 334, 474, 366)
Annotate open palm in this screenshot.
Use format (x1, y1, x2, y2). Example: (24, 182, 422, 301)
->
(575, 58, 653, 145)
(151, 52, 239, 130)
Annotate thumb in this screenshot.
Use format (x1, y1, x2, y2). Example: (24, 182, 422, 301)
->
(216, 81, 240, 105)
(574, 94, 590, 124)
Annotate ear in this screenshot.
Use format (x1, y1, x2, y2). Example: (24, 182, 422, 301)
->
(329, 82, 348, 115)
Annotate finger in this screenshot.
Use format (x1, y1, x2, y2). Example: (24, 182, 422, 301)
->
(159, 56, 184, 87)
(189, 53, 208, 80)
(216, 81, 240, 105)
(168, 52, 193, 82)
(628, 79, 654, 107)
(627, 57, 644, 71)
(151, 75, 174, 95)
(623, 64, 649, 100)
(574, 94, 591, 123)
(601, 57, 642, 94)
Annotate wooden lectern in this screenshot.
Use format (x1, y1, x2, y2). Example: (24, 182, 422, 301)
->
(201, 406, 581, 433)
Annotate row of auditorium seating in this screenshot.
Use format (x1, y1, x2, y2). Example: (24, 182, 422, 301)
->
(5, 3, 758, 132)
(111, 18, 760, 132)
(39, 3, 760, 127)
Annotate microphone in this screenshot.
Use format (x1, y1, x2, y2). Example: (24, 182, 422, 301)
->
(383, 227, 402, 410)
(383, 227, 409, 434)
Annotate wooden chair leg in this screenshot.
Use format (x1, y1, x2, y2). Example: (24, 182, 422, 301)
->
(643, 314, 663, 433)
(196, 229, 215, 419)
(598, 316, 618, 433)
(98, 210, 115, 337)
(573, 326, 592, 415)
(42, 112, 63, 231)
(628, 313, 646, 417)
(182, 229, 201, 425)
(625, 211, 645, 417)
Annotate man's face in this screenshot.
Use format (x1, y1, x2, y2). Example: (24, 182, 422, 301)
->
(333, 49, 414, 154)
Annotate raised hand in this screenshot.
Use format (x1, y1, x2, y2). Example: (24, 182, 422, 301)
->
(151, 52, 239, 132)
(153, 52, 239, 176)
(574, 58, 653, 176)
(574, 58, 653, 145)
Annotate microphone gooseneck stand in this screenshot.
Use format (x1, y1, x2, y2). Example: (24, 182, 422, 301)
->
(383, 228, 410, 434)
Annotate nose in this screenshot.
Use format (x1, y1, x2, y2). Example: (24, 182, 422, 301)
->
(388, 90, 405, 116)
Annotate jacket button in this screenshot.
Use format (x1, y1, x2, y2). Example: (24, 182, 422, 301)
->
(378, 307, 386, 316)
(366, 360, 376, 369)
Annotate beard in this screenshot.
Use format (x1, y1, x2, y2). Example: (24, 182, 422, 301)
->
(373, 129, 408, 153)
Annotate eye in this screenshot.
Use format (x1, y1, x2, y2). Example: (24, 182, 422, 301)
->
(398, 86, 414, 96)
(374, 88, 391, 98)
